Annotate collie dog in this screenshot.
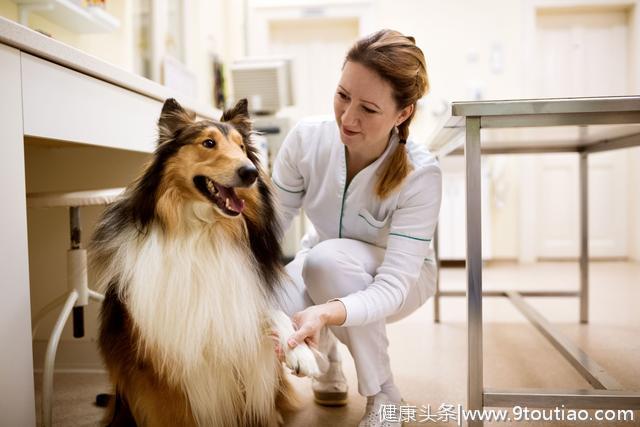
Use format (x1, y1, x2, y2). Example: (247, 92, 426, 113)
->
(89, 98, 320, 426)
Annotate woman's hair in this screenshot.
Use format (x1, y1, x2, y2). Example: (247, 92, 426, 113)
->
(345, 29, 429, 198)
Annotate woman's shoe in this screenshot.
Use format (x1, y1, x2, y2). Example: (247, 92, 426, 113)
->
(312, 361, 349, 406)
(358, 393, 403, 427)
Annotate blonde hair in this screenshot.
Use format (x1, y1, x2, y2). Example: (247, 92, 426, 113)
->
(345, 29, 429, 198)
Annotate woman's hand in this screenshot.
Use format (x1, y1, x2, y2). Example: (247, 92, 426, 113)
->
(287, 301, 346, 349)
(288, 305, 326, 349)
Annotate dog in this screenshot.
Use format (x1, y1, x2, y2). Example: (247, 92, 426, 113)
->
(89, 98, 320, 426)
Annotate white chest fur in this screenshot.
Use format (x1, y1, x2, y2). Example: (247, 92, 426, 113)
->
(116, 218, 279, 425)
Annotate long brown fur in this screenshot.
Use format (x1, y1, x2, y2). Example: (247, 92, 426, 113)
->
(91, 98, 297, 426)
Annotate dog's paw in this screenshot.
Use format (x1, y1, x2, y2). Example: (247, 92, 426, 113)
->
(285, 344, 320, 378)
(269, 310, 322, 378)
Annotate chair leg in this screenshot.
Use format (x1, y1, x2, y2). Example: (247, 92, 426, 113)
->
(88, 289, 105, 302)
(42, 290, 78, 427)
(88, 290, 112, 409)
(31, 293, 69, 337)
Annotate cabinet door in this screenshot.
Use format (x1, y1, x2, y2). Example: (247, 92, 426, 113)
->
(21, 53, 160, 153)
(536, 151, 629, 258)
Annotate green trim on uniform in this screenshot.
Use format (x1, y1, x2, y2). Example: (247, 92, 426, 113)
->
(357, 214, 384, 229)
(339, 147, 348, 238)
(339, 182, 349, 238)
(389, 232, 431, 242)
(272, 179, 304, 194)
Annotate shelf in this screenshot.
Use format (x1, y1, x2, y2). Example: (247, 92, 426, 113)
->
(13, 0, 119, 33)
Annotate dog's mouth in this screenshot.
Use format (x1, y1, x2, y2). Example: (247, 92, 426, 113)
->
(193, 176, 245, 217)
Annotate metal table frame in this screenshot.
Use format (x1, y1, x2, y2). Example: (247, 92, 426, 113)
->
(428, 96, 640, 426)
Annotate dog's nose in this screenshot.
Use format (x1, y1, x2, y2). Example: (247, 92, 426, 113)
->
(237, 164, 258, 186)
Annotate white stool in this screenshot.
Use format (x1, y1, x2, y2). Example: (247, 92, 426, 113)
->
(27, 188, 124, 427)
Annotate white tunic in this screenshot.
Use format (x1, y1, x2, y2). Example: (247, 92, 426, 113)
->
(272, 116, 442, 326)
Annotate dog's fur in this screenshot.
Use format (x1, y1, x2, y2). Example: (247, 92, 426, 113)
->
(89, 99, 318, 427)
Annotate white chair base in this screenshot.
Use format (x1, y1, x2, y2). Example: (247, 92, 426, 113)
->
(27, 188, 123, 427)
(39, 289, 104, 427)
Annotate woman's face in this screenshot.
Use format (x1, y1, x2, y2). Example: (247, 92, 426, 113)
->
(334, 61, 412, 155)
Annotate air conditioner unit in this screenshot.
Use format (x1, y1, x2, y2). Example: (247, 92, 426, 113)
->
(231, 57, 294, 114)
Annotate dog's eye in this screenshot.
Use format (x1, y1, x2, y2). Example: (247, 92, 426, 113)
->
(202, 139, 216, 149)
(240, 144, 245, 151)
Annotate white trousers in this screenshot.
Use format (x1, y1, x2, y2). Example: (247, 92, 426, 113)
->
(275, 238, 435, 397)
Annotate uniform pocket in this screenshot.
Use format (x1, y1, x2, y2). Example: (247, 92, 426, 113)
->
(355, 208, 391, 247)
(357, 208, 388, 229)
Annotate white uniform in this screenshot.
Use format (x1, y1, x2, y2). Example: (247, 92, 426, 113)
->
(272, 116, 442, 396)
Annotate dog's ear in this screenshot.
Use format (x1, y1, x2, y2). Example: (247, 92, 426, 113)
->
(158, 98, 195, 145)
(221, 99, 251, 137)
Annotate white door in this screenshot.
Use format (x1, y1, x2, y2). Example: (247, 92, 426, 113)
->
(534, 8, 631, 259)
(268, 18, 359, 117)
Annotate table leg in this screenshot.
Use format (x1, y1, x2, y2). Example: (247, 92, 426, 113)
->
(465, 117, 484, 425)
(579, 152, 589, 324)
(0, 44, 36, 426)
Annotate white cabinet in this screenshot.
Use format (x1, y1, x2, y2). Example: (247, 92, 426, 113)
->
(0, 44, 36, 427)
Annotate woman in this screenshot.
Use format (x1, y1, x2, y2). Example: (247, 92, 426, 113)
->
(272, 29, 441, 427)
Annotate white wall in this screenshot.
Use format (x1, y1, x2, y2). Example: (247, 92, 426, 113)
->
(0, 0, 135, 70)
(75, 0, 135, 72)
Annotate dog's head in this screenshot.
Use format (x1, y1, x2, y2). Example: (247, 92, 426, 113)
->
(99, 98, 283, 287)
(154, 98, 261, 219)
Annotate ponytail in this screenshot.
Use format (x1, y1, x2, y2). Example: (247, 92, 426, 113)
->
(346, 29, 428, 198)
(375, 115, 414, 198)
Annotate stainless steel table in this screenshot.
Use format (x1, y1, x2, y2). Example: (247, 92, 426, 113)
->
(428, 96, 640, 426)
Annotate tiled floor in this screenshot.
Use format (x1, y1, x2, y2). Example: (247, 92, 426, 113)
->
(35, 262, 640, 426)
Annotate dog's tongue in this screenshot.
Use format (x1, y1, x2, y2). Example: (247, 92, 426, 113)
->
(217, 184, 245, 213)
